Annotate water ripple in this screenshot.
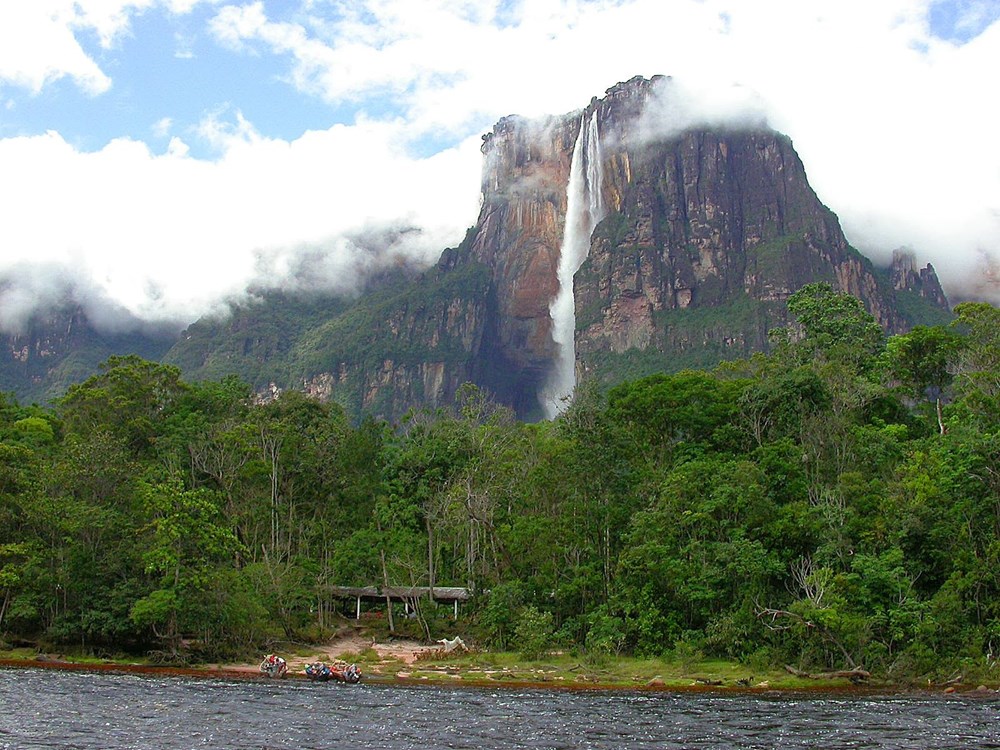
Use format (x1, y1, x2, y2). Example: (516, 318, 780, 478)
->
(2, 669, 1000, 750)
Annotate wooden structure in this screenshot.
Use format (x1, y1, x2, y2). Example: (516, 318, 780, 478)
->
(329, 586, 471, 619)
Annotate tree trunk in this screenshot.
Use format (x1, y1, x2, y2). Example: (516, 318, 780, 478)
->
(407, 596, 432, 642)
(426, 515, 435, 601)
(0, 588, 10, 630)
(375, 516, 395, 633)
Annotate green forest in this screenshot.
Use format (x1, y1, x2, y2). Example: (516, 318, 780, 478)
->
(2, 284, 999, 682)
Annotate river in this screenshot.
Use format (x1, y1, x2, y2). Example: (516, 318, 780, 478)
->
(2, 667, 999, 749)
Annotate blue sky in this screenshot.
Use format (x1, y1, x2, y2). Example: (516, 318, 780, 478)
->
(0, 0, 998, 330)
(1, 4, 350, 156)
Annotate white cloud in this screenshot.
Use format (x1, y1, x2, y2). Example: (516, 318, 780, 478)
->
(0, 0, 998, 337)
(152, 117, 173, 137)
(0, 116, 482, 329)
(198, 0, 999, 302)
(0, 1, 217, 94)
(0, 2, 116, 94)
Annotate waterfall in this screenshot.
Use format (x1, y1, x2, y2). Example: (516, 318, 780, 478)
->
(541, 112, 605, 419)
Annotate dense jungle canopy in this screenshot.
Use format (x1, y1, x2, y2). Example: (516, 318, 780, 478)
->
(2, 285, 999, 680)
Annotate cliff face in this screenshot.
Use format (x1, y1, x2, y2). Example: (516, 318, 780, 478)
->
(466, 76, 948, 400)
(890, 248, 950, 310)
(189, 75, 950, 421)
(469, 115, 579, 394)
(0, 304, 173, 404)
(291, 255, 496, 418)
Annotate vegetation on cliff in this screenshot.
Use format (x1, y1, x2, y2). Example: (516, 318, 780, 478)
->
(1, 288, 998, 685)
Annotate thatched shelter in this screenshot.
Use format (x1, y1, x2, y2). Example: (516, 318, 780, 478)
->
(328, 585, 471, 619)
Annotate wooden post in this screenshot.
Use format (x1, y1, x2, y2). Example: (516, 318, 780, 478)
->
(454, 599, 458, 619)
(356, 596, 361, 620)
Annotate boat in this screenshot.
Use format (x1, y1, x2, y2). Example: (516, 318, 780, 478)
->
(304, 660, 362, 683)
(259, 654, 288, 678)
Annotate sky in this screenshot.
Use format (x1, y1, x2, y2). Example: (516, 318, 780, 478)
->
(0, 0, 998, 334)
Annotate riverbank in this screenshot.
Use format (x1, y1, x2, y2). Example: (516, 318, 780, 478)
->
(4, 633, 998, 694)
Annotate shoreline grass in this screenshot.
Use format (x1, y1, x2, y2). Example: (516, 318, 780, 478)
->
(3, 646, 994, 694)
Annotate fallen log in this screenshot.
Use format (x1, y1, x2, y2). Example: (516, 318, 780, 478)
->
(784, 665, 871, 683)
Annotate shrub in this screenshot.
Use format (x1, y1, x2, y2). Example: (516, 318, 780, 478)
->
(514, 605, 554, 660)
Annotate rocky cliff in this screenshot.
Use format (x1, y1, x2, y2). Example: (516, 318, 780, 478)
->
(890, 247, 949, 309)
(164, 75, 949, 421)
(0, 304, 173, 404)
(1, 76, 952, 417)
(289, 254, 497, 418)
(450, 75, 948, 412)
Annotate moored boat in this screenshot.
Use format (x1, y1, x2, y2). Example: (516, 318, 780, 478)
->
(259, 654, 288, 678)
(304, 660, 361, 683)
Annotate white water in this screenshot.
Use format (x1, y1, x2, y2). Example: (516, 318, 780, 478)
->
(541, 112, 605, 418)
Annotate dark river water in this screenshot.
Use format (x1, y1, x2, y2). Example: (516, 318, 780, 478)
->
(2, 667, 1000, 749)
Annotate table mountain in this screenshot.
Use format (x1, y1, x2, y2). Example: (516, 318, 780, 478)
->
(2, 76, 951, 417)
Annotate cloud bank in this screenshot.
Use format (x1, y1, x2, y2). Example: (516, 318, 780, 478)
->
(0, 115, 482, 330)
(0, 0, 997, 335)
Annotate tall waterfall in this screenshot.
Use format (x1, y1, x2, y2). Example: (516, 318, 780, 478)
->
(541, 112, 605, 419)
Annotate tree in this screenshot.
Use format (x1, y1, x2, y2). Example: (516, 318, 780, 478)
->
(58, 355, 188, 457)
(951, 302, 1000, 427)
(38, 430, 147, 647)
(786, 283, 885, 368)
(130, 481, 241, 655)
(883, 325, 961, 434)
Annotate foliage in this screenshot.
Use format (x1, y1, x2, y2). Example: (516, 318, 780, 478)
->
(513, 605, 554, 660)
(2, 302, 1000, 680)
(786, 283, 885, 367)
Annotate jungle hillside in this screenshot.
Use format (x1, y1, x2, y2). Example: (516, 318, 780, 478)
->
(2, 285, 999, 684)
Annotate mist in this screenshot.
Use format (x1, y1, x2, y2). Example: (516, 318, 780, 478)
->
(0, 263, 180, 338)
(0, 123, 483, 336)
(630, 76, 771, 144)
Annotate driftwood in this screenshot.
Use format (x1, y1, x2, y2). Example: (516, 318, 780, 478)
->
(784, 664, 871, 683)
(694, 677, 724, 686)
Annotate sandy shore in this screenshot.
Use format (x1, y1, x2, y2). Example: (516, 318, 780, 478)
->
(2, 631, 442, 683)
(211, 631, 439, 676)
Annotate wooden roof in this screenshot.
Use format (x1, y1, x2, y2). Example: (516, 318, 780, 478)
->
(328, 585, 471, 602)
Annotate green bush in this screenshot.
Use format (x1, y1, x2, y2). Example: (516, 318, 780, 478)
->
(670, 639, 704, 674)
(514, 605, 554, 660)
(585, 609, 626, 660)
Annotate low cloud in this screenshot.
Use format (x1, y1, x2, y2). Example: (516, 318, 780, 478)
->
(0, 116, 483, 334)
(198, 0, 1000, 304)
(0, 263, 163, 337)
(251, 223, 445, 298)
(629, 76, 770, 144)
